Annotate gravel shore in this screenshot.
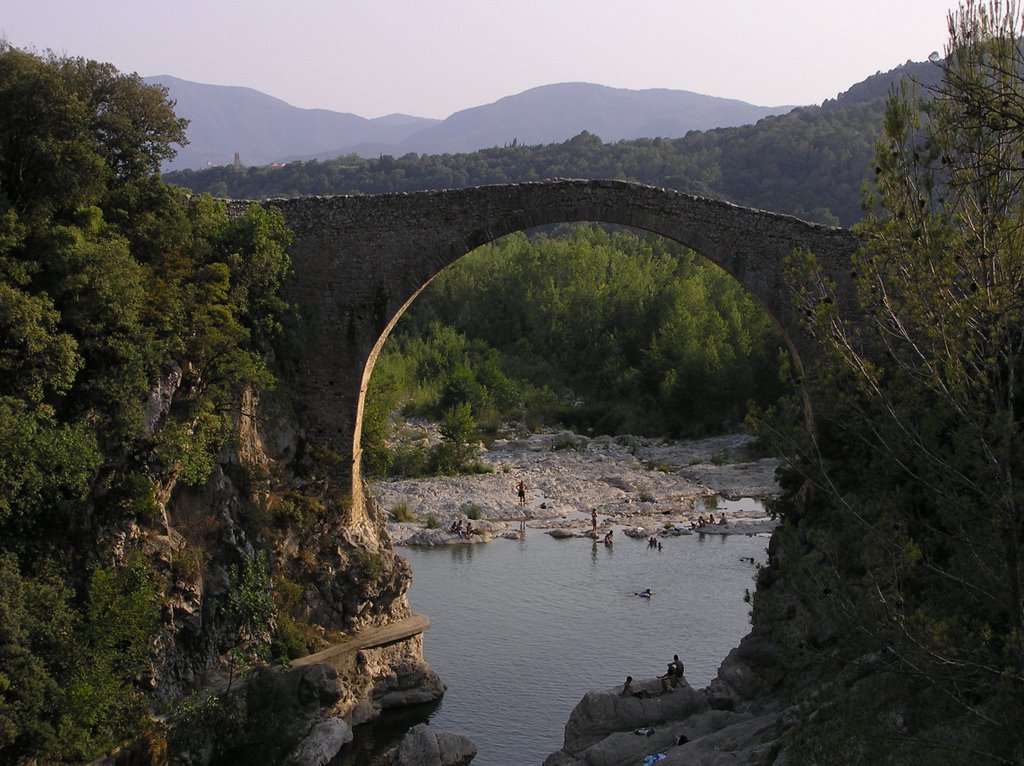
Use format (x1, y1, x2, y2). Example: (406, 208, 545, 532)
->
(371, 429, 780, 545)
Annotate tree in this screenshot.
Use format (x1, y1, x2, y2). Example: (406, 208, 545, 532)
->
(781, 2, 1024, 760)
(432, 402, 477, 474)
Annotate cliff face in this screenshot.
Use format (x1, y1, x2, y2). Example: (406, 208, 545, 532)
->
(120, 383, 441, 762)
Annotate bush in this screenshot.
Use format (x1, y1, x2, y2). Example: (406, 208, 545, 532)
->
(552, 434, 585, 451)
(390, 502, 415, 522)
(465, 504, 482, 520)
(390, 443, 431, 478)
(357, 551, 384, 581)
(269, 498, 304, 527)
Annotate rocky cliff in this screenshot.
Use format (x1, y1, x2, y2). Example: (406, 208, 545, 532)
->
(111, 384, 445, 765)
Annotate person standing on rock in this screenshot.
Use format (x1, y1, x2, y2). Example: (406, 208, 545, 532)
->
(591, 508, 598, 532)
(516, 479, 527, 506)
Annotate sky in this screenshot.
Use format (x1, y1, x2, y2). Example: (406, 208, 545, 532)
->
(4, 0, 959, 120)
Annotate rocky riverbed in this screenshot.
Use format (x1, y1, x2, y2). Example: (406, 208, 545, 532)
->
(367, 428, 788, 765)
(372, 428, 780, 547)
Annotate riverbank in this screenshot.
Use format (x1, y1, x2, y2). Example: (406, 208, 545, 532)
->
(373, 429, 779, 546)
(361, 429, 782, 764)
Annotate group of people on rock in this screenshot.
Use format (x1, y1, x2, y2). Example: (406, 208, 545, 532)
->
(691, 512, 727, 529)
(619, 654, 686, 697)
(447, 518, 474, 539)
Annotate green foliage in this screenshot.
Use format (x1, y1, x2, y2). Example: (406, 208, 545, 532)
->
(0, 398, 102, 548)
(0, 553, 162, 764)
(389, 502, 415, 522)
(357, 551, 385, 582)
(0, 45, 296, 764)
(552, 434, 585, 451)
(773, 3, 1024, 759)
(0, 554, 76, 761)
(166, 692, 243, 764)
(363, 226, 788, 469)
(431, 402, 477, 474)
(226, 551, 277, 674)
(56, 557, 161, 762)
(154, 414, 232, 487)
(465, 504, 482, 521)
(269, 497, 304, 527)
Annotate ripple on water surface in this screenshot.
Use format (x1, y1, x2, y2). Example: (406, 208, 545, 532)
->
(338, 519, 769, 766)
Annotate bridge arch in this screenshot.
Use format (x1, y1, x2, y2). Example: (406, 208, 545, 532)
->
(250, 179, 860, 520)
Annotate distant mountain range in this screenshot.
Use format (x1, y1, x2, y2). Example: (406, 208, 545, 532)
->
(145, 77, 796, 171)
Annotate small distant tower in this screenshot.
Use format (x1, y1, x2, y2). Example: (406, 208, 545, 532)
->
(233, 152, 241, 168)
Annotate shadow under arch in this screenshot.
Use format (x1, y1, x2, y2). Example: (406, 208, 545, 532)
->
(249, 179, 861, 519)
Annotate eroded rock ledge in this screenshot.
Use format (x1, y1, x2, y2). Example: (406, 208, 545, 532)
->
(544, 632, 791, 766)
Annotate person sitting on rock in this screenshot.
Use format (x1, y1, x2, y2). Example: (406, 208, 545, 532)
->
(660, 654, 685, 692)
(620, 676, 647, 698)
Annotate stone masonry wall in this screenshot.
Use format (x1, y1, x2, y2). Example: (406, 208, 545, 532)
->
(229, 180, 861, 515)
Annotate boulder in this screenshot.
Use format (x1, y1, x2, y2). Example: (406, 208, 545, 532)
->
(560, 680, 709, 754)
(284, 718, 353, 766)
(384, 723, 476, 766)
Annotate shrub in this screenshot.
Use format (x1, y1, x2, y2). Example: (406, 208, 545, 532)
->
(390, 502, 415, 522)
(390, 443, 431, 478)
(425, 513, 440, 529)
(552, 434, 584, 451)
(465, 504, 482, 520)
(357, 551, 384, 581)
(269, 498, 304, 528)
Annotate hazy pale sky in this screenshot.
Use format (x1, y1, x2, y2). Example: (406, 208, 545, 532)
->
(4, 0, 958, 119)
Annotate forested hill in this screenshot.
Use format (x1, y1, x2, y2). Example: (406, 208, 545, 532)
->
(165, 60, 940, 228)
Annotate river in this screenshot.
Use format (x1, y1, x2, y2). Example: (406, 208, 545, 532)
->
(334, 498, 770, 765)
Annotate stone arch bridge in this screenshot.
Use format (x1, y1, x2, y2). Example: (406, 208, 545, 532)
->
(235, 179, 861, 520)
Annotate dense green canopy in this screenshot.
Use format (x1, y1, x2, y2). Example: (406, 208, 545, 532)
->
(0, 45, 292, 762)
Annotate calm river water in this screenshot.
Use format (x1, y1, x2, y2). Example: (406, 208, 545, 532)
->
(336, 503, 770, 765)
